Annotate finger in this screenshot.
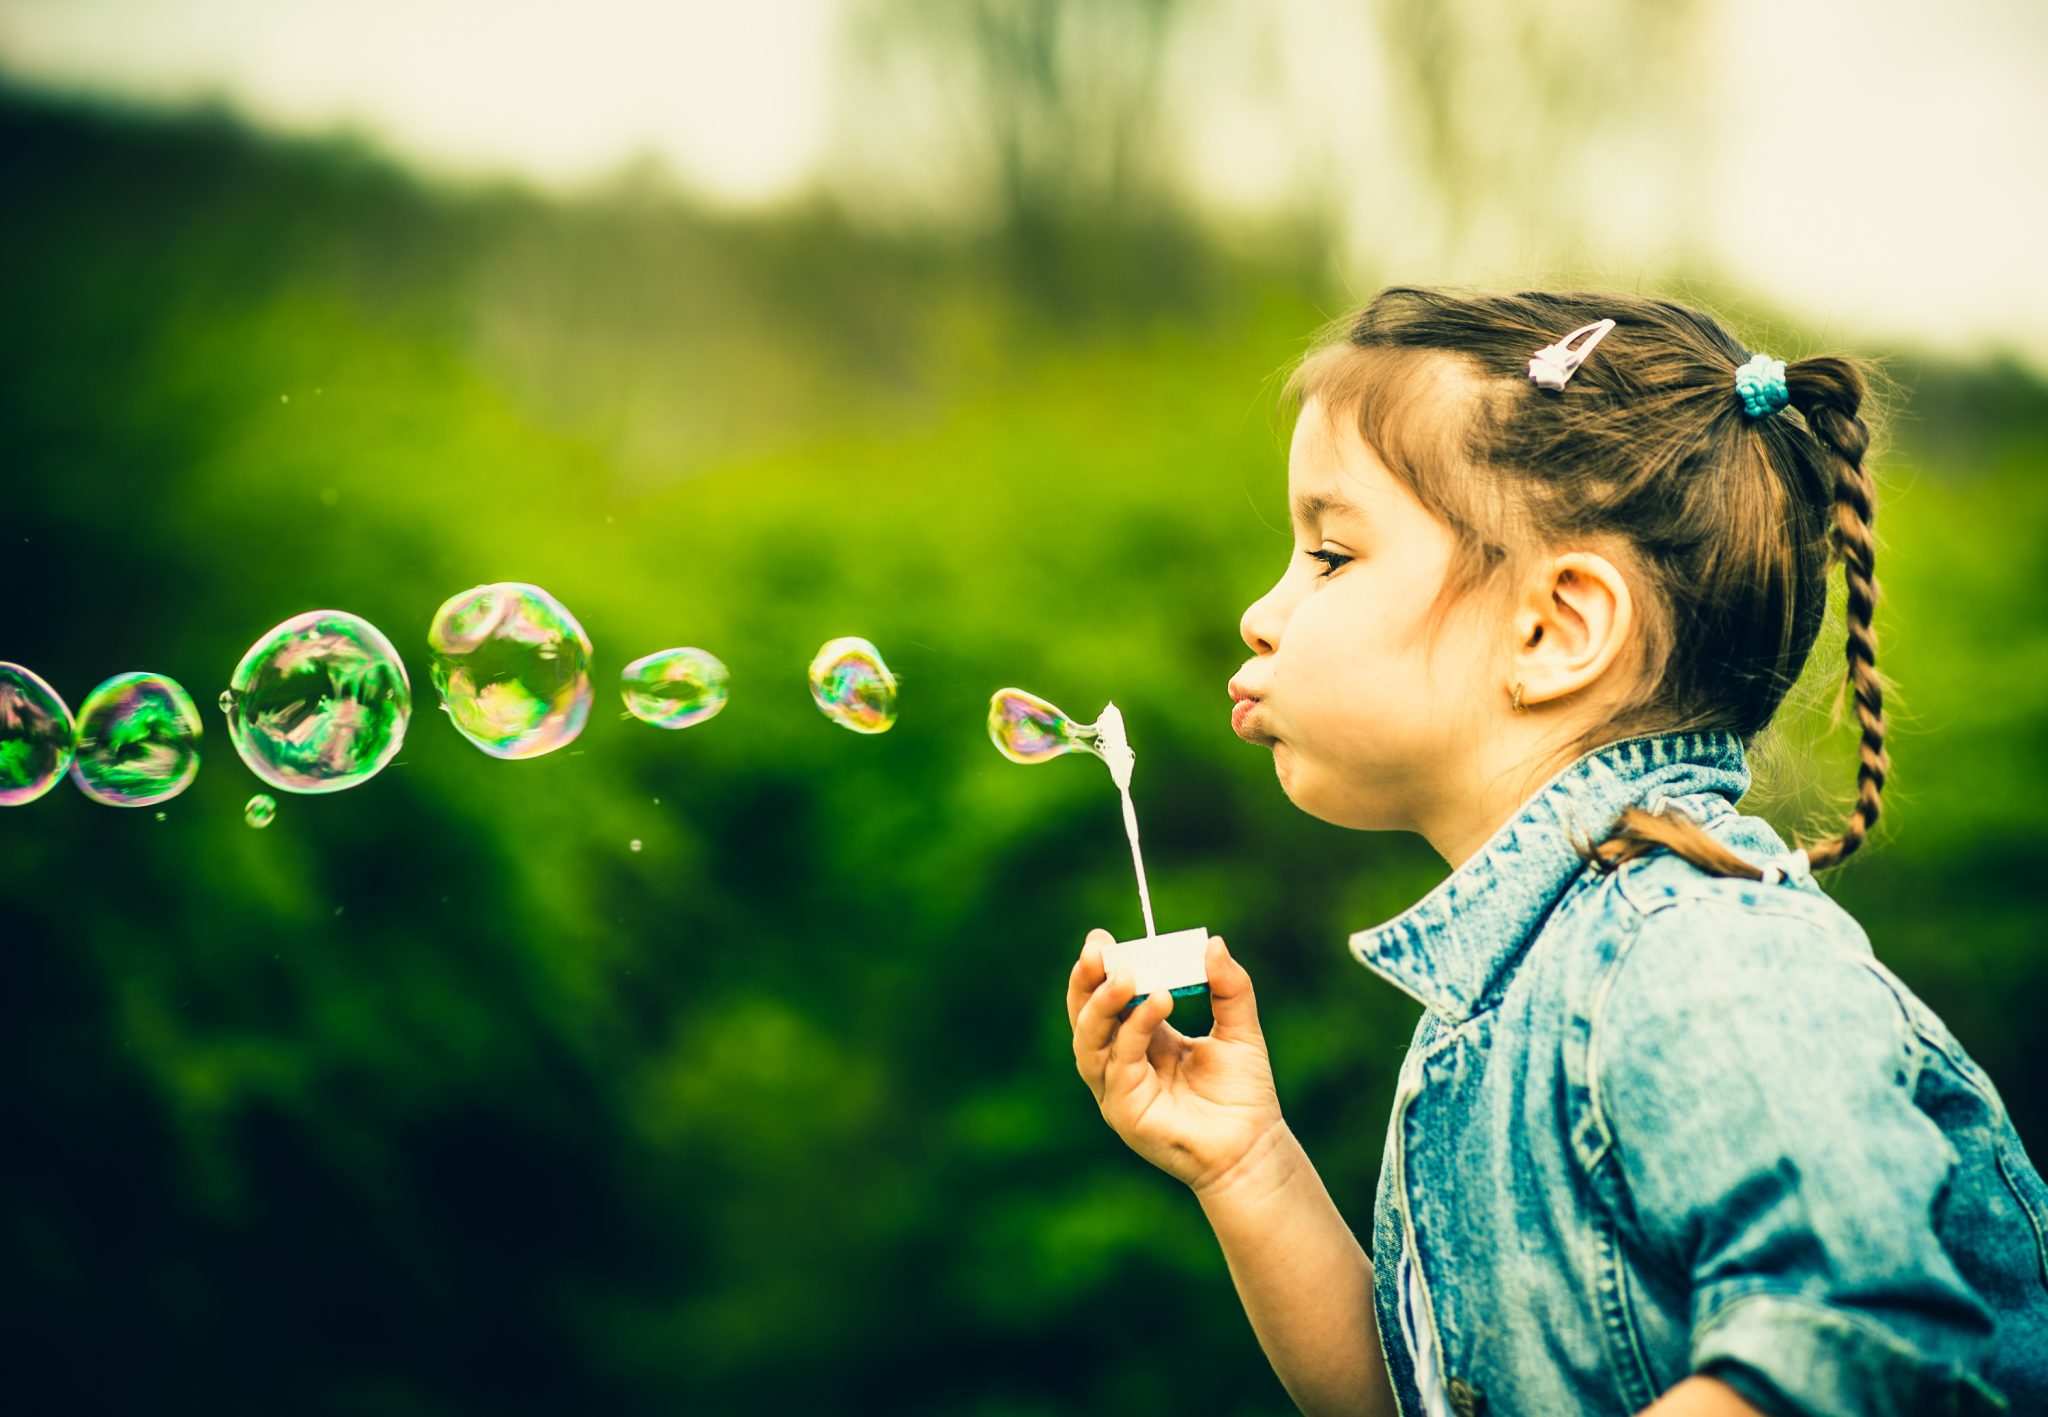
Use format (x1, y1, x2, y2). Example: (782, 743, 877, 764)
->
(1073, 966, 1140, 1096)
(1105, 987, 1174, 1097)
(1205, 936, 1263, 1044)
(1066, 929, 1114, 1031)
(1146, 1013, 1188, 1072)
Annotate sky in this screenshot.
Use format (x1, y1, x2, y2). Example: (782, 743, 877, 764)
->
(2, 0, 2043, 368)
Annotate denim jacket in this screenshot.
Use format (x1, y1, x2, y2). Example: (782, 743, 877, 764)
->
(1351, 729, 2048, 1417)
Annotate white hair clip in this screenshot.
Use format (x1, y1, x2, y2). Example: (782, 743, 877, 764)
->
(1527, 318, 1618, 392)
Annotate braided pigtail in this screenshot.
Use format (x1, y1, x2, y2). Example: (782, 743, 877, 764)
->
(1583, 352, 1891, 882)
(1786, 357, 1890, 871)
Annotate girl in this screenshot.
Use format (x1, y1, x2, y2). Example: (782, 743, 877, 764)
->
(1066, 287, 2048, 1417)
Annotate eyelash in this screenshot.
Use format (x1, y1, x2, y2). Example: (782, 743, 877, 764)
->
(1305, 549, 1353, 580)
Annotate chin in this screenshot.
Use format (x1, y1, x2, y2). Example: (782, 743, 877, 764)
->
(1273, 752, 1351, 827)
(1275, 750, 1397, 832)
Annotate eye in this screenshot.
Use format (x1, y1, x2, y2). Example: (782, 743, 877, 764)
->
(1304, 548, 1353, 580)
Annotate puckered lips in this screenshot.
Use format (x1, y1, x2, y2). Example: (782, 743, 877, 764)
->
(1228, 677, 1272, 745)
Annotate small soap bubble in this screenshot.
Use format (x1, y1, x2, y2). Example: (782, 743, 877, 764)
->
(808, 636, 898, 735)
(629, 839, 643, 853)
(245, 793, 277, 829)
(154, 810, 168, 822)
(0, 662, 76, 806)
(218, 689, 236, 714)
(622, 647, 729, 729)
(224, 610, 412, 794)
(427, 582, 593, 759)
(987, 687, 1108, 766)
(70, 672, 204, 807)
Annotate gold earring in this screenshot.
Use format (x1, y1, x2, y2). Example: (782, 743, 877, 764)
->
(1511, 681, 1527, 713)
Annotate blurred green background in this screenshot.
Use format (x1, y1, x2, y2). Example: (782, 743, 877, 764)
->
(3, 3, 2045, 1413)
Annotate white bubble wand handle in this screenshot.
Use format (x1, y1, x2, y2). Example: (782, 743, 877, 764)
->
(1093, 702, 1205, 1003)
(1092, 703, 1158, 939)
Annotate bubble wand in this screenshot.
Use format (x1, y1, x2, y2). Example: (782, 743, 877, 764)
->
(988, 688, 1210, 1007)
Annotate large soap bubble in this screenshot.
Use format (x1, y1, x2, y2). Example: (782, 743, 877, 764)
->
(808, 636, 897, 735)
(427, 582, 593, 759)
(70, 671, 204, 807)
(223, 610, 412, 793)
(0, 662, 75, 806)
(621, 647, 729, 729)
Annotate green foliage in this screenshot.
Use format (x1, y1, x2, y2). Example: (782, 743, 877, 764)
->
(2, 88, 2044, 1415)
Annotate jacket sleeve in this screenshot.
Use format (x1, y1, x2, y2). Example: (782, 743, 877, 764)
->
(1592, 897, 2008, 1417)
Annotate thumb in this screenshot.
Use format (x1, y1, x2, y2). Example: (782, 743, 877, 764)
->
(1205, 936, 1262, 1042)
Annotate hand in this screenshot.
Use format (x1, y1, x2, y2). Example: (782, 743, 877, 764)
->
(1067, 929, 1285, 1194)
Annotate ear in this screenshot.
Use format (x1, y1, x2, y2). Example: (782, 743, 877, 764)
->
(1512, 551, 1634, 709)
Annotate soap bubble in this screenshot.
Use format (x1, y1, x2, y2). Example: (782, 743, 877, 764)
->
(0, 662, 75, 806)
(225, 610, 412, 794)
(428, 582, 592, 759)
(990, 687, 1082, 764)
(245, 793, 277, 829)
(70, 672, 204, 807)
(621, 647, 729, 729)
(629, 839, 643, 853)
(988, 687, 1110, 766)
(808, 636, 897, 735)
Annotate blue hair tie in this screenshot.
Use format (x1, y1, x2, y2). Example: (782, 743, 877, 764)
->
(1735, 353, 1790, 418)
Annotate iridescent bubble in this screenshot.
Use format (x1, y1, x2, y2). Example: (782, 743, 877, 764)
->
(987, 687, 1114, 767)
(629, 839, 643, 853)
(245, 793, 277, 829)
(808, 636, 897, 735)
(428, 582, 593, 759)
(69, 672, 204, 807)
(225, 610, 412, 794)
(0, 663, 75, 806)
(621, 647, 729, 730)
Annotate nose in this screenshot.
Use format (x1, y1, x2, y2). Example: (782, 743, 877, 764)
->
(1240, 580, 1284, 656)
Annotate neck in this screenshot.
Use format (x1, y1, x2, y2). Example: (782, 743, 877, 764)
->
(1418, 721, 1591, 869)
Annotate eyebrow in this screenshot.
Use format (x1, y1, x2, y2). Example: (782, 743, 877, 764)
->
(1292, 493, 1365, 529)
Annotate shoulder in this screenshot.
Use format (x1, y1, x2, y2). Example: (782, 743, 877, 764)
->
(1548, 818, 1926, 1157)
(1582, 844, 1924, 1127)
(1579, 790, 1873, 969)
(1540, 800, 1872, 1017)
(1597, 827, 1892, 1017)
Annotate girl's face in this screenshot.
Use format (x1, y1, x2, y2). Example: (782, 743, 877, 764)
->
(1231, 396, 1508, 848)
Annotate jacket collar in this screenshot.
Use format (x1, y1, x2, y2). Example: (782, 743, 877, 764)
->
(1347, 729, 1750, 1020)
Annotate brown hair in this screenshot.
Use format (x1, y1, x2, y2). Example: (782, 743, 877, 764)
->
(1279, 286, 1894, 879)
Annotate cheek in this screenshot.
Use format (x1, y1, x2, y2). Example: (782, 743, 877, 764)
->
(1279, 583, 1382, 682)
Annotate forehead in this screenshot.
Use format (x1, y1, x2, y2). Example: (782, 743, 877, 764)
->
(1287, 395, 1398, 518)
